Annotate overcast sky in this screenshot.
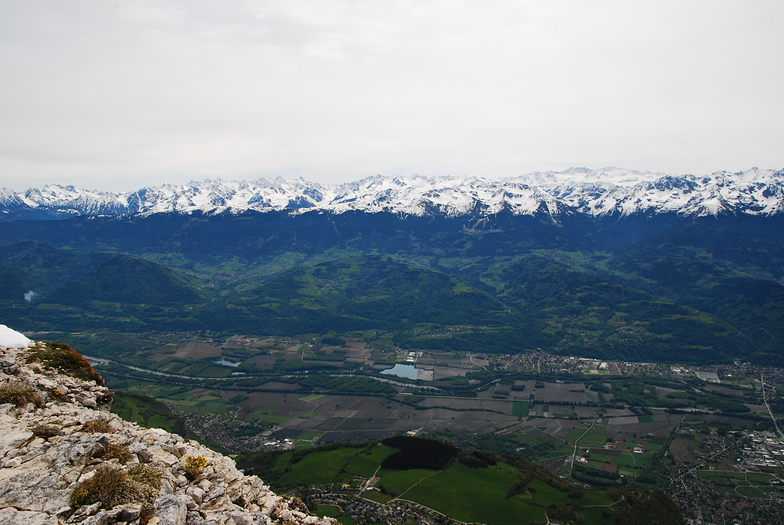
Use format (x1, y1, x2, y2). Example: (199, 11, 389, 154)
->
(1, 1, 782, 192)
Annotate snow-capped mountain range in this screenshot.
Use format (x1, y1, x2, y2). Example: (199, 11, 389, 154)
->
(2, 167, 783, 219)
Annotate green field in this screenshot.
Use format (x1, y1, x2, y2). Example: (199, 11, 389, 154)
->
(159, 392, 231, 415)
(344, 445, 396, 477)
(278, 447, 364, 486)
(698, 470, 780, 499)
(246, 407, 292, 423)
(681, 435, 702, 451)
(238, 438, 678, 525)
(567, 429, 607, 448)
(513, 401, 530, 417)
(312, 504, 342, 518)
(300, 394, 326, 402)
(404, 462, 547, 525)
(376, 468, 437, 495)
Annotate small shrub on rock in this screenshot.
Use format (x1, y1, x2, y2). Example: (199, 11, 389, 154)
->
(284, 496, 309, 514)
(49, 388, 68, 401)
(0, 382, 43, 408)
(81, 420, 113, 433)
(182, 455, 208, 480)
(127, 464, 163, 490)
(26, 342, 104, 385)
(96, 390, 114, 406)
(32, 424, 60, 439)
(70, 467, 158, 512)
(94, 443, 132, 464)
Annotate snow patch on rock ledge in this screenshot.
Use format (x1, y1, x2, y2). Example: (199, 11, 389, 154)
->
(0, 325, 30, 349)
(0, 341, 336, 525)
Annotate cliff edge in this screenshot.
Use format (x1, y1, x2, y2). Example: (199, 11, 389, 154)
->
(0, 334, 337, 525)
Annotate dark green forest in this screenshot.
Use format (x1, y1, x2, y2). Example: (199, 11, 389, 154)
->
(1, 210, 783, 365)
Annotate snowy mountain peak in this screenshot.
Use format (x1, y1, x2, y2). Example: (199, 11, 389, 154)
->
(1, 167, 783, 220)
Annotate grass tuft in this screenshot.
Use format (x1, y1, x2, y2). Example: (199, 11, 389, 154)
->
(127, 464, 163, 490)
(70, 467, 158, 512)
(94, 443, 132, 464)
(81, 420, 113, 433)
(0, 382, 43, 407)
(32, 424, 60, 439)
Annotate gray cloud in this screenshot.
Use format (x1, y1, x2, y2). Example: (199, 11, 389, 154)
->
(0, 0, 782, 191)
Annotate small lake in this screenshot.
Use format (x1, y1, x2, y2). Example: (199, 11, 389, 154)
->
(380, 363, 418, 380)
(213, 358, 241, 367)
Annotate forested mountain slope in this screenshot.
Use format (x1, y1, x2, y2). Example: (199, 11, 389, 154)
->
(1, 205, 782, 365)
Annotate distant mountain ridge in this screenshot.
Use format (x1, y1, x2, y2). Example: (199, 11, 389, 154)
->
(2, 167, 783, 220)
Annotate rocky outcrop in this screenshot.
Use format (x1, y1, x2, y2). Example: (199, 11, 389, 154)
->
(0, 341, 336, 525)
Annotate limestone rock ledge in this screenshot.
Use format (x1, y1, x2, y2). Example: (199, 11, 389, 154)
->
(0, 342, 337, 525)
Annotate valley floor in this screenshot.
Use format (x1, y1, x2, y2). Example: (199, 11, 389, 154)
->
(38, 330, 784, 524)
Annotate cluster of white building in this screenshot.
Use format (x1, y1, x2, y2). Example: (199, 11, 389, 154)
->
(739, 431, 784, 469)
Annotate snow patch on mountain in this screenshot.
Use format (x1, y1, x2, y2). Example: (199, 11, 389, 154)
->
(1, 167, 783, 219)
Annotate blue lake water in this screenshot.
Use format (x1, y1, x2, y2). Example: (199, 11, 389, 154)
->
(380, 363, 417, 380)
